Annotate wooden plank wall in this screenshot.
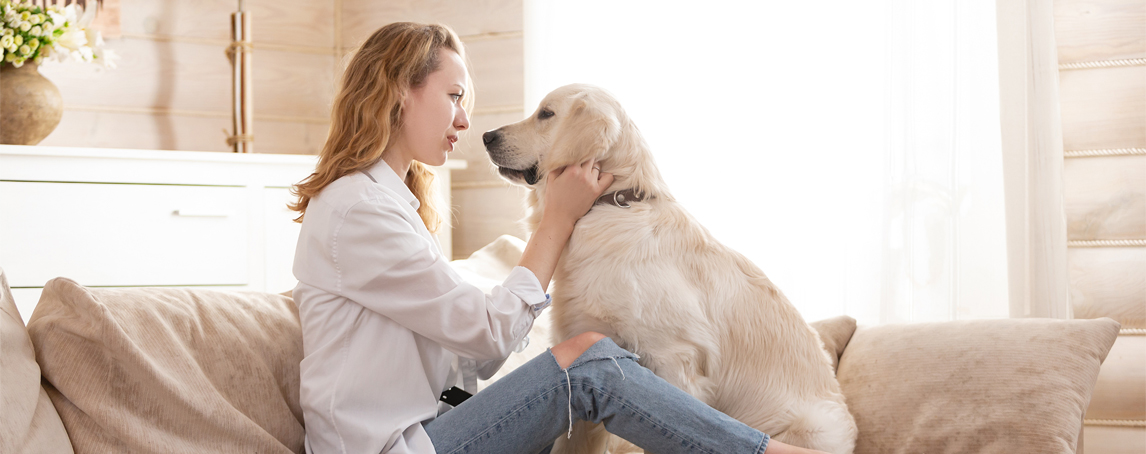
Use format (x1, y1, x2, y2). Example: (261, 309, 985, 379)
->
(38, 0, 335, 155)
(1053, 0, 1146, 452)
(336, 0, 531, 259)
(1056, 0, 1146, 322)
(36, 0, 529, 258)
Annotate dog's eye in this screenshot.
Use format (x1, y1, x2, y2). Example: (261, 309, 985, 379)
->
(538, 109, 555, 120)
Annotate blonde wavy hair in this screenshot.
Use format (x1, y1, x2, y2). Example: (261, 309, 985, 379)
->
(289, 22, 472, 233)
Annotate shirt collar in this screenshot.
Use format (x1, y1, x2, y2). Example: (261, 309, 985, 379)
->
(366, 160, 420, 211)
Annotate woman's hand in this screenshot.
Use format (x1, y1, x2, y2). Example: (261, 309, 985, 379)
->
(541, 159, 615, 227)
(518, 160, 613, 292)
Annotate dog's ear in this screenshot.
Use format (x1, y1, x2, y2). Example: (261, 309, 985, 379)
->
(549, 93, 621, 169)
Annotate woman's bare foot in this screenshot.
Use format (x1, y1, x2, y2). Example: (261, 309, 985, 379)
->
(764, 439, 832, 454)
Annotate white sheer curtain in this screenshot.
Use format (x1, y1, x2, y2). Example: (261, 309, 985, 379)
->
(995, 0, 1072, 319)
(524, 0, 1010, 325)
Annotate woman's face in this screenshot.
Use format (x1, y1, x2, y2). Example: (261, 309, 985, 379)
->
(393, 48, 470, 168)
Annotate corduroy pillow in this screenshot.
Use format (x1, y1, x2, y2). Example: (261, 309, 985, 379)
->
(837, 318, 1120, 454)
(0, 268, 73, 454)
(809, 315, 857, 373)
(26, 278, 305, 454)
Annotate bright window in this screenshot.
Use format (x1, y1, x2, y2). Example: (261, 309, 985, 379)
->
(524, 0, 1009, 324)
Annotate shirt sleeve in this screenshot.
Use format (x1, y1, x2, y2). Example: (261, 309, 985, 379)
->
(331, 196, 548, 361)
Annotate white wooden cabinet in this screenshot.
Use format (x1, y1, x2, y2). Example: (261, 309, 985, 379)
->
(0, 146, 464, 323)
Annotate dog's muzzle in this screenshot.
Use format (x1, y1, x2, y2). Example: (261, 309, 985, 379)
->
(482, 130, 501, 148)
(497, 164, 540, 185)
(484, 129, 541, 185)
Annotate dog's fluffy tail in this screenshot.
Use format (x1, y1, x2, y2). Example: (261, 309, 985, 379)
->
(771, 398, 857, 454)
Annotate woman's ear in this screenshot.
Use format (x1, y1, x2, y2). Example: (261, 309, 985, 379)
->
(548, 93, 621, 171)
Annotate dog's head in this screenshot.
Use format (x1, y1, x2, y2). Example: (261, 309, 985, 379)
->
(483, 84, 624, 187)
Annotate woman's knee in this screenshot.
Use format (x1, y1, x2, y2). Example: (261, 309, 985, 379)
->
(551, 331, 608, 369)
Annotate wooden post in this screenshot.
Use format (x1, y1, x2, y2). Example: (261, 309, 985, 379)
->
(228, 1, 253, 153)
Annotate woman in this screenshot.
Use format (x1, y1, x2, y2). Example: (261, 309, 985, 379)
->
(290, 22, 827, 454)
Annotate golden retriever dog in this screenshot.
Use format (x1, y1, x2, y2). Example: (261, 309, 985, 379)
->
(483, 84, 857, 454)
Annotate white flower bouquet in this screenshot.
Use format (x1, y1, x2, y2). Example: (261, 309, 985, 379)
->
(0, 0, 117, 69)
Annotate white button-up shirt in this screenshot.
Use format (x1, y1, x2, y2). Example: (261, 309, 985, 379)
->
(293, 160, 549, 454)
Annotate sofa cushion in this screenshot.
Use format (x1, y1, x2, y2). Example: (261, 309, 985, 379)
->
(451, 234, 526, 288)
(838, 317, 1121, 454)
(808, 315, 857, 373)
(0, 268, 73, 454)
(27, 278, 304, 454)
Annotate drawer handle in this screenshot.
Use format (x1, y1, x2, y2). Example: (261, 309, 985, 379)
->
(172, 209, 231, 218)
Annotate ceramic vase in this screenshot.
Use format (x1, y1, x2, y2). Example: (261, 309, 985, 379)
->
(0, 62, 63, 145)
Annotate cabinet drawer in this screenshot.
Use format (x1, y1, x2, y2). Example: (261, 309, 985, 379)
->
(264, 187, 301, 293)
(0, 182, 248, 287)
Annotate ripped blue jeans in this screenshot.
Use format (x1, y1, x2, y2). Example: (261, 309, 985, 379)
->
(423, 337, 769, 454)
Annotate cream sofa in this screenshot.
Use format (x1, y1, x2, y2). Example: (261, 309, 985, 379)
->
(1, 237, 1121, 454)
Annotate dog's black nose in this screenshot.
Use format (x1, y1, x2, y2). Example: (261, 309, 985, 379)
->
(482, 130, 500, 147)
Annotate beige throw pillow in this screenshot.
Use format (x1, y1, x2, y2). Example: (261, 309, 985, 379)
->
(837, 317, 1120, 454)
(0, 268, 73, 454)
(451, 234, 528, 291)
(27, 278, 305, 454)
(809, 315, 857, 373)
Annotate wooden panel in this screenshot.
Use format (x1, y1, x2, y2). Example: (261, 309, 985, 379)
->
(41, 109, 232, 152)
(1082, 426, 1146, 454)
(466, 37, 525, 111)
(120, 0, 334, 48)
(0, 182, 249, 287)
(39, 37, 228, 113)
(340, 0, 521, 49)
(252, 48, 336, 120)
(38, 38, 333, 119)
(1060, 66, 1146, 151)
(40, 109, 327, 155)
(90, 0, 122, 38)
(1054, 0, 1146, 63)
(1064, 155, 1146, 240)
(453, 110, 527, 184)
(1070, 247, 1146, 327)
(1087, 335, 1146, 420)
(253, 120, 328, 155)
(451, 185, 529, 259)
